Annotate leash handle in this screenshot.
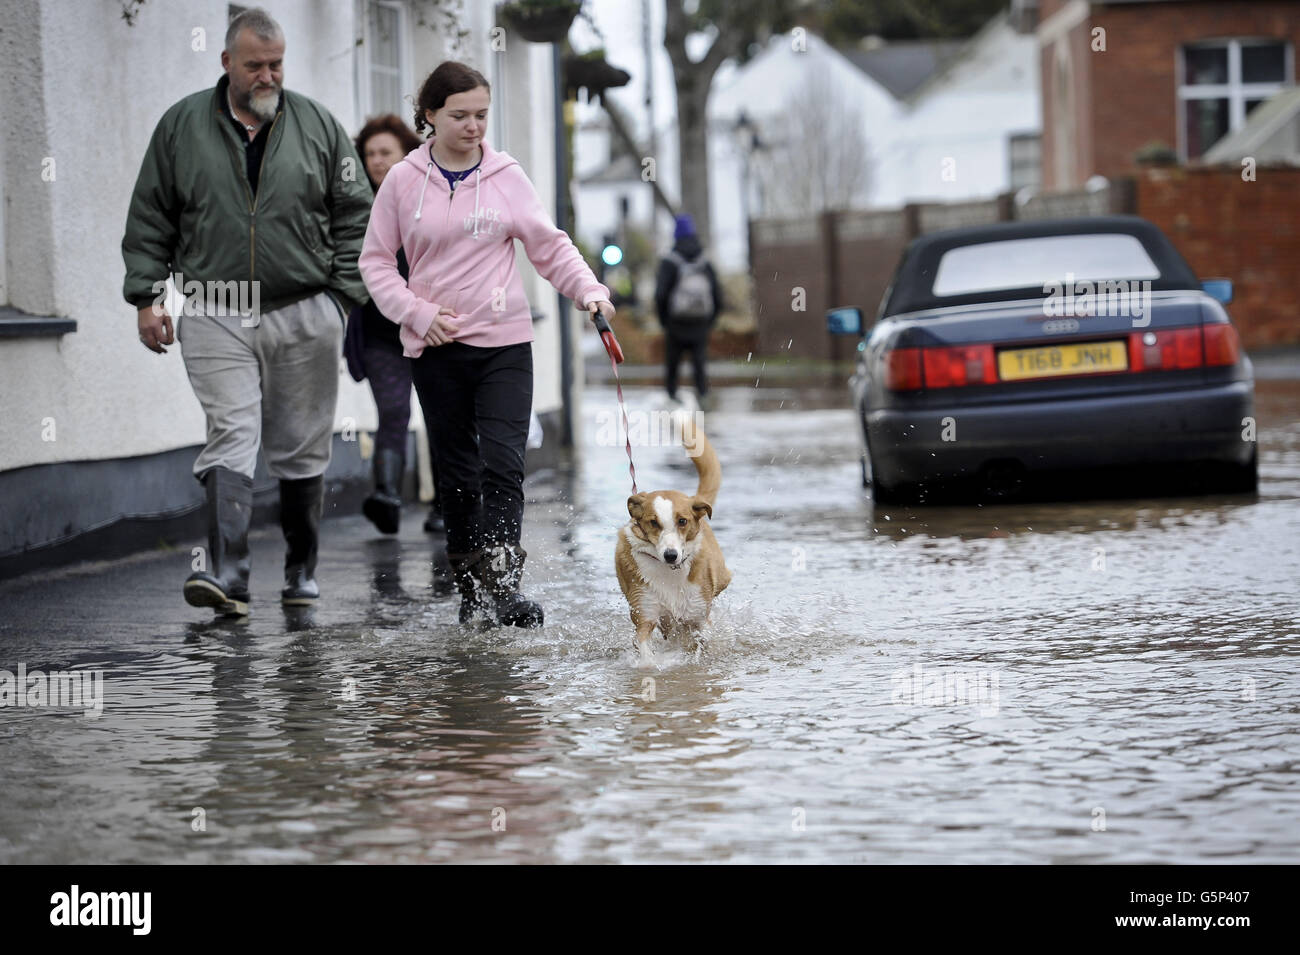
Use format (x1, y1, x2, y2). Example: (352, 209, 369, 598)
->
(590, 312, 624, 364)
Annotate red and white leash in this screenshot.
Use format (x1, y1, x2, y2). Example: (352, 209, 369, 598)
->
(590, 311, 638, 494)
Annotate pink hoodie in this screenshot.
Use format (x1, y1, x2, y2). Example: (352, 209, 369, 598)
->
(359, 137, 610, 357)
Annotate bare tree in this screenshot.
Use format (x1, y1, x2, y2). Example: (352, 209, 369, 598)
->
(751, 67, 873, 219)
(658, 0, 991, 244)
(662, 0, 799, 248)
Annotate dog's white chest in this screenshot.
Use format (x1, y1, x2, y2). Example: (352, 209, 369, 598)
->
(631, 549, 707, 622)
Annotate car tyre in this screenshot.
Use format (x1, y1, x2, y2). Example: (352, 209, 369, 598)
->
(1220, 447, 1259, 494)
(871, 477, 915, 506)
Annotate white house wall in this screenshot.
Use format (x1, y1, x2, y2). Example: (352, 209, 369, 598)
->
(0, 0, 566, 475)
(707, 33, 903, 271)
(518, 35, 563, 416)
(874, 18, 1040, 205)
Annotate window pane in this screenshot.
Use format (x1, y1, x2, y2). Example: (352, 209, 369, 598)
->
(1242, 43, 1286, 84)
(1246, 97, 1268, 117)
(933, 235, 1161, 297)
(1185, 45, 1228, 85)
(1185, 97, 1229, 158)
(371, 69, 401, 116)
(368, 3, 400, 70)
(1010, 134, 1039, 162)
(1008, 134, 1041, 191)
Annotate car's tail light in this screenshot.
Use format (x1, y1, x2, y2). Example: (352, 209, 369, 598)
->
(884, 325, 1238, 391)
(885, 347, 923, 391)
(1127, 327, 1203, 371)
(921, 344, 997, 388)
(884, 343, 1006, 390)
(1203, 323, 1241, 367)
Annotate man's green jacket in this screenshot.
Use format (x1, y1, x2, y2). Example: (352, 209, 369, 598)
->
(122, 73, 373, 315)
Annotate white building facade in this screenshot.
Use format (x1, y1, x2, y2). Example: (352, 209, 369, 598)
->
(571, 16, 1041, 274)
(0, 0, 582, 574)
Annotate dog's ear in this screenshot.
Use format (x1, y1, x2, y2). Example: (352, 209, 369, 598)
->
(627, 493, 647, 520)
(691, 497, 712, 521)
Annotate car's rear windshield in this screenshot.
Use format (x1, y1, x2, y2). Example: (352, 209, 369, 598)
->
(932, 234, 1162, 297)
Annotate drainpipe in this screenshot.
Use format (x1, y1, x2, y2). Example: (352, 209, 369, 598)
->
(553, 40, 574, 449)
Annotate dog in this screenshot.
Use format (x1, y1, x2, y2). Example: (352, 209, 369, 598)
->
(615, 412, 731, 666)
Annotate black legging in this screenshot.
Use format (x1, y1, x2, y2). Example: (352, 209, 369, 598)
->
(362, 337, 413, 455)
(410, 341, 532, 555)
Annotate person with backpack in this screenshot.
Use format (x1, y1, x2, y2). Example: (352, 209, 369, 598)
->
(654, 214, 722, 408)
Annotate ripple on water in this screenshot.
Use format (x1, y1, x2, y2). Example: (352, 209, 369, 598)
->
(1, 385, 1298, 862)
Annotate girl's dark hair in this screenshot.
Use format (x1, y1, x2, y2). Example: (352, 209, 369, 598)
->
(414, 61, 491, 138)
(355, 114, 423, 187)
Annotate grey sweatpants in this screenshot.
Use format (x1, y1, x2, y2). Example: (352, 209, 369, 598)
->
(178, 290, 343, 481)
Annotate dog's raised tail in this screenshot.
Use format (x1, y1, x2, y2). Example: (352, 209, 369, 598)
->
(676, 410, 720, 508)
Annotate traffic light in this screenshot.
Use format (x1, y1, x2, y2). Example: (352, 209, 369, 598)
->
(601, 235, 623, 267)
(598, 232, 622, 284)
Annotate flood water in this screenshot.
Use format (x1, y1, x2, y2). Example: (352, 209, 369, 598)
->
(2, 378, 1299, 863)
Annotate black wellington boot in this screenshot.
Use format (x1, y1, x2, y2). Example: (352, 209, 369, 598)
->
(425, 448, 446, 534)
(362, 448, 403, 535)
(430, 542, 457, 598)
(280, 475, 323, 605)
(476, 544, 544, 629)
(447, 549, 499, 628)
(184, 467, 253, 616)
(422, 498, 446, 534)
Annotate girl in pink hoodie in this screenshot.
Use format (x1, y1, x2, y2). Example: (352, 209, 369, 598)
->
(360, 61, 614, 630)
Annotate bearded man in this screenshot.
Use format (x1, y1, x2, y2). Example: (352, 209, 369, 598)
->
(121, 7, 372, 615)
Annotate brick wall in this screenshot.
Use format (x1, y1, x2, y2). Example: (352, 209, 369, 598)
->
(748, 169, 1300, 355)
(751, 218, 835, 359)
(1137, 163, 1300, 347)
(1042, 1, 1300, 188)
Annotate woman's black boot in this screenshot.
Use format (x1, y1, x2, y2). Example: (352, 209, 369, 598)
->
(448, 549, 499, 628)
(423, 496, 446, 534)
(363, 448, 403, 534)
(476, 544, 544, 629)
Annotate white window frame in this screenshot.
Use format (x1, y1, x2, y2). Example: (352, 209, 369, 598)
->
(1177, 38, 1294, 160)
(488, 39, 507, 152)
(356, 0, 412, 123)
(1008, 131, 1042, 191)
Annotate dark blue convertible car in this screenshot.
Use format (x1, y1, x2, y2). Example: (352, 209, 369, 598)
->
(827, 216, 1256, 504)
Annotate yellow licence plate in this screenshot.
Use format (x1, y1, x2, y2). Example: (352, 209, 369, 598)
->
(998, 341, 1128, 381)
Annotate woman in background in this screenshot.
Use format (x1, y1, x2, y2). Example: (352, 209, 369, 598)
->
(352, 114, 445, 536)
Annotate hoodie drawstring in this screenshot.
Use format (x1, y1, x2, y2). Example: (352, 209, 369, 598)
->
(472, 167, 481, 238)
(412, 147, 484, 231)
(414, 160, 434, 221)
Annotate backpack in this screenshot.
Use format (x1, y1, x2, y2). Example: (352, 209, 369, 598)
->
(667, 250, 714, 321)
